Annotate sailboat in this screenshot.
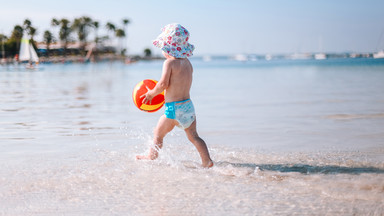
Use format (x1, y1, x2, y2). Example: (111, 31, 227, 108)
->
(373, 29, 384, 59)
(19, 37, 39, 69)
(373, 50, 384, 59)
(314, 53, 327, 60)
(314, 36, 326, 60)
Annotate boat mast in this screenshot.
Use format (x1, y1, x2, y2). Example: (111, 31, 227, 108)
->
(28, 38, 32, 64)
(375, 28, 384, 52)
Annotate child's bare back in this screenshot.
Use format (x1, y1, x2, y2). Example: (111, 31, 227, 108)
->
(163, 58, 193, 103)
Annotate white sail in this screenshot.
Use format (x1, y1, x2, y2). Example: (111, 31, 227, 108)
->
(19, 38, 30, 61)
(18, 37, 39, 62)
(29, 44, 39, 62)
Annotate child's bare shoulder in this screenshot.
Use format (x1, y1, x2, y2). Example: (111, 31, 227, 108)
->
(164, 58, 179, 68)
(164, 58, 178, 64)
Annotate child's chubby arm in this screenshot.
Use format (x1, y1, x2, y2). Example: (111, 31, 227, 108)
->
(141, 59, 172, 104)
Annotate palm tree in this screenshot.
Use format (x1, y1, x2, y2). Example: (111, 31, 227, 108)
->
(23, 19, 32, 30)
(28, 27, 37, 42)
(105, 22, 116, 48)
(115, 28, 125, 56)
(10, 25, 23, 55)
(23, 19, 38, 48)
(93, 21, 99, 44)
(59, 19, 72, 56)
(11, 25, 24, 40)
(51, 18, 59, 27)
(0, 34, 7, 59)
(51, 18, 72, 56)
(72, 16, 94, 53)
(144, 48, 152, 58)
(0, 34, 7, 42)
(122, 18, 130, 54)
(43, 30, 54, 56)
(51, 18, 60, 50)
(122, 19, 130, 27)
(106, 22, 116, 33)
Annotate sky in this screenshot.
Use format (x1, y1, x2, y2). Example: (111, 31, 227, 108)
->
(1, 0, 384, 56)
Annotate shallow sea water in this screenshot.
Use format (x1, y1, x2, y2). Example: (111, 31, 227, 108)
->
(0, 58, 383, 215)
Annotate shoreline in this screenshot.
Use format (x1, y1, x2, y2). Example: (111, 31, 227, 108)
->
(1, 52, 383, 66)
(0, 53, 166, 65)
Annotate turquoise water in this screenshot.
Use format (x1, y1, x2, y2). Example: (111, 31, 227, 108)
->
(1, 58, 383, 215)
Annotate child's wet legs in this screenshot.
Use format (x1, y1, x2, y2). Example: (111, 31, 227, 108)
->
(136, 115, 176, 160)
(185, 120, 213, 168)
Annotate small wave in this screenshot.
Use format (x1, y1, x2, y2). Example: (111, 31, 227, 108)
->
(7, 137, 36, 140)
(325, 113, 384, 120)
(1, 108, 24, 112)
(213, 161, 384, 175)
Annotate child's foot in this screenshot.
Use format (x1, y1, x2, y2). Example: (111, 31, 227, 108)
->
(136, 148, 159, 160)
(202, 160, 214, 168)
(135, 155, 153, 160)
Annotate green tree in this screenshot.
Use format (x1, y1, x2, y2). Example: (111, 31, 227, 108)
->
(122, 18, 130, 54)
(72, 16, 94, 53)
(23, 19, 32, 30)
(93, 21, 99, 44)
(10, 25, 24, 41)
(0, 34, 7, 42)
(43, 30, 54, 56)
(28, 27, 37, 42)
(105, 22, 116, 49)
(115, 28, 125, 55)
(51, 18, 72, 56)
(106, 22, 116, 33)
(0, 34, 7, 58)
(144, 48, 152, 58)
(51, 18, 59, 26)
(23, 19, 37, 43)
(8, 25, 24, 56)
(122, 19, 130, 27)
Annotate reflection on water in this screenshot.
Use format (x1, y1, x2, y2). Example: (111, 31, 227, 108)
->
(325, 113, 384, 120)
(0, 60, 384, 215)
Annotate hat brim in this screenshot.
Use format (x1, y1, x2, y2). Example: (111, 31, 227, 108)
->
(152, 37, 194, 58)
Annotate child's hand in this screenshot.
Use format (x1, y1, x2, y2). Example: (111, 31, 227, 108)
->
(140, 86, 154, 104)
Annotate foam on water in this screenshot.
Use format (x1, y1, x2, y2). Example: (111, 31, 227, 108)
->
(0, 127, 383, 215)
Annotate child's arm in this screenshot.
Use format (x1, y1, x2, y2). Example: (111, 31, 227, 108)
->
(141, 60, 172, 104)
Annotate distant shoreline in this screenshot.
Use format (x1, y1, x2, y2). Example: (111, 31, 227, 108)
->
(0, 53, 165, 65)
(1, 51, 383, 66)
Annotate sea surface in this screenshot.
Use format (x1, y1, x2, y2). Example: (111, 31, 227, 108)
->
(1, 58, 383, 215)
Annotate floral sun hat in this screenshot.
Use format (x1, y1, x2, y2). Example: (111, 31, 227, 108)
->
(153, 23, 195, 58)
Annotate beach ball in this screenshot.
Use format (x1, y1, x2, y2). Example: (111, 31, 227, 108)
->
(132, 79, 165, 112)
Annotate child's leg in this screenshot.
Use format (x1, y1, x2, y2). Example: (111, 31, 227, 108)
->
(184, 120, 213, 168)
(136, 115, 176, 160)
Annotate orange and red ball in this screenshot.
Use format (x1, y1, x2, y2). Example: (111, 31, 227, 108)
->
(132, 79, 165, 112)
